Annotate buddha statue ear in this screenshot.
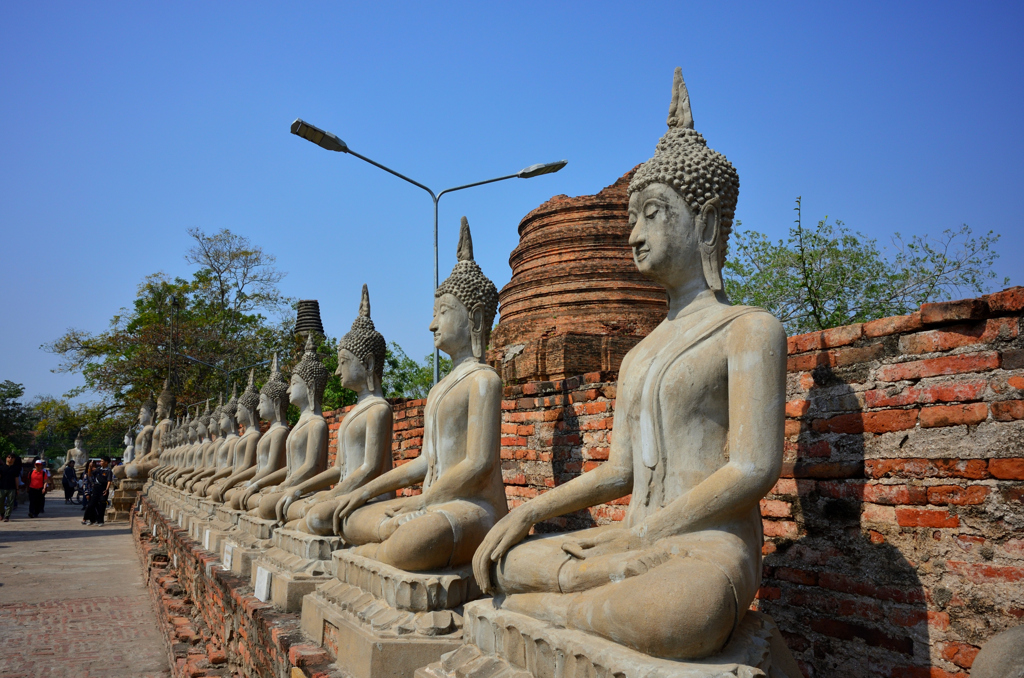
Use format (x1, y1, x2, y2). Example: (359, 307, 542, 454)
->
(363, 354, 376, 393)
(470, 304, 486, 359)
(697, 196, 724, 293)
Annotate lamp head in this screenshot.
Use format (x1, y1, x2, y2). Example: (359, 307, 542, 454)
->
(291, 119, 349, 153)
(517, 160, 567, 179)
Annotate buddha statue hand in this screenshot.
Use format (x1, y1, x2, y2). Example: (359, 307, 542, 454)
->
(559, 526, 643, 560)
(332, 490, 371, 535)
(473, 508, 536, 593)
(240, 483, 260, 507)
(383, 496, 425, 518)
(276, 488, 303, 524)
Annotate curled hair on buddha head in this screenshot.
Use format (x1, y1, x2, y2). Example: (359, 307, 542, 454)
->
(157, 377, 176, 419)
(293, 334, 329, 408)
(337, 284, 387, 387)
(628, 67, 740, 292)
(141, 392, 157, 416)
(238, 368, 260, 414)
(260, 353, 289, 403)
(198, 399, 212, 430)
(222, 383, 238, 419)
(435, 217, 499, 358)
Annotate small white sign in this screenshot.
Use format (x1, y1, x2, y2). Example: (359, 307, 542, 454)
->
(204, 529, 211, 550)
(152, 524, 157, 537)
(178, 514, 184, 528)
(223, 543, 234, 570)
(254, 566, 271, 602)
(173, 554, 178, 568)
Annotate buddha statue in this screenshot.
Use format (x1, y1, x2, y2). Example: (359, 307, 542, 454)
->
(154, 414, 187, 483)
(209, 370, 262, 503)
(330, 218, 506, 572)
(195, 387, 242, 497)
(59, 431, 89, 479)
(231, 356, 290, 510)
(124, 378, 175, 481)
(471, 69, 787, 662)
(183, 398, 222, 491)
(273, 285, 393, 531)
(173, 401, 213, 488)
(245, 335, 330, 519)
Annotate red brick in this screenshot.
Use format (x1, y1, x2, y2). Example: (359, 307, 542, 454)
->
(763, 520, 799, 538)
(755, 586, 781, 600)
(927, 485, 989, 505)
(895, 507, 959, 528)
(919, 403, 988, 428)
(989, 458, 1024, 480)
(812, 409, 918, 434)
(899, 317, 1018, 355)
(864, 381, 988, 408)
(288, 644, 329, 667)
(921, 298, 989, 324)
(941, 642, 980, 669)
(875, 352, 1001, 382)
(784, 419, 802, 437)
(947, 560, 1024, 583)
(1009, 375, 1024, 390)
(823, 323, 864, 348)
(863, 483, 927, 506)
(785, 399, 810, 417)
(991, 400, 1024, 421)
(985, 286, 1024, 313)
(760, 498, 793, 518)
(788, 331, 826, 355)
(776, 567, 817, 586)
(865, 458, 990, 480)
(863, 312, 923, 338)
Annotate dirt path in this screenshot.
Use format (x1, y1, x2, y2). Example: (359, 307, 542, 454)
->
(0, 494, 170, 677)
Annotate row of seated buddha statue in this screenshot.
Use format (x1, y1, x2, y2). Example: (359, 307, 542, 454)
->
(131, 68, 799, 677)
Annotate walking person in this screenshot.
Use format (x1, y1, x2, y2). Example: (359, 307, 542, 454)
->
(62, 460, 77, 503)
(81, 460, 96, 522)
(85, 458, 111, 526)
(27, 459, 48, 518)
(1, 452, 21, 522)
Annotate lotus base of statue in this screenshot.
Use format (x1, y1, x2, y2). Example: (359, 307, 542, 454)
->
(300, 551, 483, 678)
(250, 528, 345, 611)
(417, 603, 801, 678)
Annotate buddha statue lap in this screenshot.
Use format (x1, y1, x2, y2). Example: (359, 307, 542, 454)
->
(471, 69, 789, 664)
(274, 285, 393, 531)
(330, 218, 506, 572)
(243, 337, 329, 519)
(208, 370, 262, 503)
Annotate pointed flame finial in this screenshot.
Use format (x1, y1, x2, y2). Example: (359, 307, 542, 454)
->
(359, 283, 370, 318)
(457, 216, 474, 262)
(666, 67, 694, 130)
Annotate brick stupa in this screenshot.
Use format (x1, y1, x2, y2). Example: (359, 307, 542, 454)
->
(488, 169, 667, 382)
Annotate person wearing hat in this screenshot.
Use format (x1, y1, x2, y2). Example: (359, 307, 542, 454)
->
(27, 458, 48, 518)
(0, 452, 22, 522)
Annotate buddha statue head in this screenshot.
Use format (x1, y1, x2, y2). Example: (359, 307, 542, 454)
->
(432, 217, 499, 360)
(220, 385, 239, 434)
(290, 334, 329, 413)
(628, 67, 739, 295)
(139, 394, 156, 427)
(157, 378, 176, 421)
(259, 353, 289, 424)
(197, 400, 212, 440)
(73, 431, 84, 451)
(238, 368, 260, 429)
(336, 284, 387, 394)
(209, 395, 224, 438)
(187, 413, 198, 444)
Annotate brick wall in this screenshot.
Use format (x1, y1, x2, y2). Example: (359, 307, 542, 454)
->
(321, 287, 1023, 677)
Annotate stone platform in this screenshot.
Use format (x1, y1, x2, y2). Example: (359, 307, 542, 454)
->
(301, 551, 480, 678)
(418, 603, 802, 678)
(105, 478, 146, 522)
(220, 512, 276, 581)
(252, 528, 344, 612)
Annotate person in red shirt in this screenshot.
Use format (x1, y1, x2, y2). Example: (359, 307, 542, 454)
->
(27, 459, 48, 518)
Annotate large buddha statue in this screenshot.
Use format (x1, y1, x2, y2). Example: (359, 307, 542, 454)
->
(244, 337, 329, 519)
(471, 68, 787, 661)
(331, 218, 506, 572)
(157, 413, 195, 484)
(59, 431, 89, 479)
(182, 399, 222, 491)
(274, 285, 393, 531)
(124, 378, 175, 481)
(231, 356, 290, 510)
(172, 401, 213, 488)
(209, 371, 262, 503)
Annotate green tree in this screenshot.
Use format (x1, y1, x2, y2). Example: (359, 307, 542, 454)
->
(382, 344, 451, 400)
(0, 380, 35, 454)
(724, 198, 1008, 335)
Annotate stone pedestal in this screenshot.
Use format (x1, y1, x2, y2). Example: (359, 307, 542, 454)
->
(417, 604, 801, 678)
(105, 479, 145, 522)
(301, 552, 478, 678)
(251, 528, 344, 612)
(220, 513, 276, 580)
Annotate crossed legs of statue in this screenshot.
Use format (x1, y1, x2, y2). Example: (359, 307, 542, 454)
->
(491, 526, 756, 661)
(337, 497, 495, 571)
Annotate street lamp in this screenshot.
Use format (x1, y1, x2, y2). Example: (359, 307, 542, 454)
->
(290, 118, 567, 384)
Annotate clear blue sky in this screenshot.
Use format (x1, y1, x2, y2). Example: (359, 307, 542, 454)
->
(2, 1, 1021, 402)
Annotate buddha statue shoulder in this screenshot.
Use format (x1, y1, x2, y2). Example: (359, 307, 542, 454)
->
(279, 285, 393, 531)
(124, 378, 175, 480)
(196, 387, 242, 497)
(472, 69, 787, 662)
(233, 355, 290, 510)
(331, 218, 506, 572)
(210, 370, 263, 503)
(249, 335, 330, 519)
(186, 397, 225, 492)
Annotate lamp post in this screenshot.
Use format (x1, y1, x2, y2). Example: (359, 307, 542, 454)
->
(290, 118, 567, 384)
